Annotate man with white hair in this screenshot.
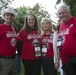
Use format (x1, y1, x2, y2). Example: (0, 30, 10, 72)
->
(56, 3, 76, 75)
(0, 7, 17, 75)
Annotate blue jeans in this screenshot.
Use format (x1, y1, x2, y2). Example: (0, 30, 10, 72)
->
(16, 54, 21, 73)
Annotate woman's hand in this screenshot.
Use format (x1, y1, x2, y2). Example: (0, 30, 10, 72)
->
(54, 61, 59, 70)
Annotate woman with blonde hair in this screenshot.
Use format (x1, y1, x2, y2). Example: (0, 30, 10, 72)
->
(41, 18, 57, 75)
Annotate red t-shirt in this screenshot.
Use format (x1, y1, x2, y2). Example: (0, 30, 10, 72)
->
(18, 29, 41, 60)
(41, 33, 54, 58)
(0, 24, 17, 56)
(59, 17, 76, 64)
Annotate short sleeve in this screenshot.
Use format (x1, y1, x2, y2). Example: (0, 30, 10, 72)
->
(17, 29, 26, 42)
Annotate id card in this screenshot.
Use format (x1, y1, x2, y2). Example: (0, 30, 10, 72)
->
(35, 46, 41, 57)
(42, 44, 47, 56)
(57, 41, 62, 46)
(57, 37, 63, 46)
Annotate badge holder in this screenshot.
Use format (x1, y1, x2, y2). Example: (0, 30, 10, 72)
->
(57, 37, 63, 50)
(42, 44, 47, 57)
(33, 39, 41, 57)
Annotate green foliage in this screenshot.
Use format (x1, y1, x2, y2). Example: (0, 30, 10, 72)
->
(13, 6, 28, 33)
(64, 0, 76, 16)
(0, 0, 14, 10)
(31, 3, 50, 25)
(0, 17, 4, 23)
(0, 1, 51, 33)
(13, 3, 50, 33)
(0, 0, 52, 33)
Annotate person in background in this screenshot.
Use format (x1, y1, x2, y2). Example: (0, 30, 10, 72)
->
(0, 7, 17, 75)
(56, 3, 76, 75)
(56, 20, 63, 75)
(17, 14, 41, 75)
(41, 18, 57, 75)
(16, 51, 21, 73)
(57, 20, 61, 32)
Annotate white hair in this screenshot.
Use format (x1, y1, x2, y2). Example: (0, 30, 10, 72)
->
(56, 3, 70, 13)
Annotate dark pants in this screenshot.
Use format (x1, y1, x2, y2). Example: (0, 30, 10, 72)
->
(63, 71, 67, 75)
(41, 58, 57, 75)
(22, 59, 41, 75)
(16, 54, 21, 73)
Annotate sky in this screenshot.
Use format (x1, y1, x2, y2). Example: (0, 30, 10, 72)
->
(10, 0, 58, 22)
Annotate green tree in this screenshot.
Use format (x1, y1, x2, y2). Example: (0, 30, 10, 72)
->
(30, 3, 50, 25)
(13, 3, 50, 33)
(13, 6, 28, 33)
(0, 0, 14, 10)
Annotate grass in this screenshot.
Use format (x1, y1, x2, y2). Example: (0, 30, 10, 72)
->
(17, 62, 24, 75)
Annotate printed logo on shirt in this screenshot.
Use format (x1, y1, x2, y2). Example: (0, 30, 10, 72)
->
(59, 24, 74, 36)
(49, 34, 53, 39)
(42, 38, 53, 43)
(10, 38, 17, 47)
(6, 31, 17, 47)
(59, 24, 74, 44)
(28, 34, 41, 40)
(59, 28, 69, 35)
(6, 31, 17, 38)
(70, 24, 73, 27)
(59, 28, 70, 36)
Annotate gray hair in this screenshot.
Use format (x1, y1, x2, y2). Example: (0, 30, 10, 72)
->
(56, 3, 71, 13)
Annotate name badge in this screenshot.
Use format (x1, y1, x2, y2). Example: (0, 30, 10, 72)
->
(57, 37, 63, 50)
(42, 44, 47, 57)
(33, 39, 41, 57)
(35, 46, 41, 57)
(57, 41, 62, 46)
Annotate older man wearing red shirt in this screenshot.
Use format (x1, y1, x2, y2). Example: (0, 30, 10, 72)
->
(57, 3, 76, 75)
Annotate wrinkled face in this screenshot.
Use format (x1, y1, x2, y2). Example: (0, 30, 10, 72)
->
(27, 15, 35, 28)
(57, 7, 70, 23)
(4, 13, 15, 23)
(42, 20, 51, 31)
